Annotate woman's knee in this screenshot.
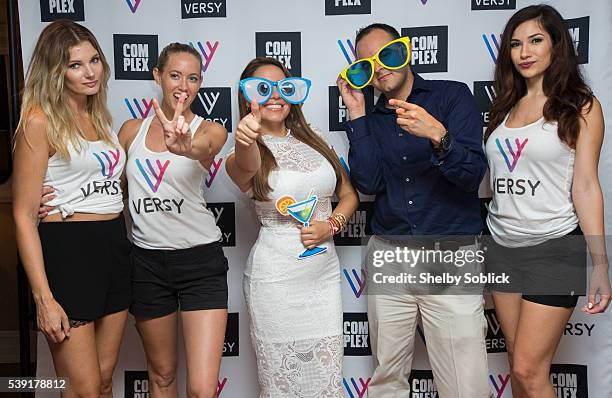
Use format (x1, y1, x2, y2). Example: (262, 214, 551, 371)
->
(149, 366, 177, 389)
(187, 382, 217, 398)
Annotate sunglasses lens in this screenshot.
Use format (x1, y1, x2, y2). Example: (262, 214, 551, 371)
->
(378, 41, 409, 68)
(346, 61, 372, 87)
(242, 78, 272, 104)
(278, 78, 310, 104)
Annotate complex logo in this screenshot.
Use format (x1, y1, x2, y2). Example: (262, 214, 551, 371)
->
(471, 0, 516, 10)
(223, 312, 239, 357)
(181, 0, 226, 18)
(93, 149, 121, 179)
(485, 309, 506, 353)
(40, 0, 84, 21)
(204, 156, 223, 188)
(342, 268, 366, 298)
(324, 0, 371, 16)
(343, 312, 371, 356)
(408, 370, 437, 397)
(482, 33, 502, 63)
(473, 81, 497, 127)
(550, 364, 588, 397)
(124, 98, 154, 119)
(489, 373, 511, 398)
(256, 32, 302, 76)
(565, 17, 590, 64)
(191, 88, 232, 131)
(113, 34, 159, 80)
(337, 38, 356, 64)
(125, 0, 142, 13)
(332, 201, 373, 246)
(328, 86, 374, 131)
(124, 371, 149, 398)
(401, 26, 448, 73)
(207, 202, 236, 246)
(495, 137, 528, 172)
(189, 41, 219, 73)
(342, 377, 370, 398)
(135, 159, 170, 193)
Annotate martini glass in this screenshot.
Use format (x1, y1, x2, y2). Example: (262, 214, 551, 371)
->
(286, 195, 328, 259)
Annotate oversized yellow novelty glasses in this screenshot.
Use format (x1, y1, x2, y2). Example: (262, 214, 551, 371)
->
(340, 36, 411, 89)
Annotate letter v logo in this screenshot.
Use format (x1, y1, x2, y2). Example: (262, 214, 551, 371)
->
(197, 91, 220, 115)
(496, 137, 528, 172)
(135, 159, 170, 193)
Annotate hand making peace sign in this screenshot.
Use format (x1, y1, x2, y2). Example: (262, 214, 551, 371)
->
(152, 93, 193, 156)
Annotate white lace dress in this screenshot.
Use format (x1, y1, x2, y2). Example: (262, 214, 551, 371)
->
(243, 131, 343, 397)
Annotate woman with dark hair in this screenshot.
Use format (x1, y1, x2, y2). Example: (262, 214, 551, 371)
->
(13, 20, 130, 397)
(485, 4, 610, 397)
(226, 57, 359, 397)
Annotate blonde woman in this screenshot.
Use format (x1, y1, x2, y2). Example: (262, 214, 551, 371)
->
(13, 21, 130, 397)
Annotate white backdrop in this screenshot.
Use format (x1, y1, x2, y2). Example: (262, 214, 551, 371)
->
(18, 0, 612, 397)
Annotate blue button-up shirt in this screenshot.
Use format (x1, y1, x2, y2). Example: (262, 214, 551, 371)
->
(345, 73, 486, 235)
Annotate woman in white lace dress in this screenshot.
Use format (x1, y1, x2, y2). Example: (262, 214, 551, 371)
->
(226, 57, 359, 397)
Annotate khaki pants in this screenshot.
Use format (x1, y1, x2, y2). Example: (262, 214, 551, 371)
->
(366, 237, 491, 397)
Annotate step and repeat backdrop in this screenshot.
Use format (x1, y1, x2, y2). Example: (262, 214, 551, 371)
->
(18, 0, 612, 397)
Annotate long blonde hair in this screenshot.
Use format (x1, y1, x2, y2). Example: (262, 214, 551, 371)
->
(15, 20, 113, 158)
(238, 57, 347, 201)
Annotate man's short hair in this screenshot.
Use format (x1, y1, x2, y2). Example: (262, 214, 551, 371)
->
(355, 23, 401, 46)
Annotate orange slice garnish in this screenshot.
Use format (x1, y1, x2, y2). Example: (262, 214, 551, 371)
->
(275, 195, 296, 216)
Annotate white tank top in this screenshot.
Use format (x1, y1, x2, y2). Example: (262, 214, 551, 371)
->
(43, 135, 125, 218)
(485, 114, 578, 247)
(126, 115, 221, 249)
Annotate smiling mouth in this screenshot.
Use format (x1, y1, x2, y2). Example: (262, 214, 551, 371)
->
(264, 103, 284, 110)
(173, 93, 189, 101)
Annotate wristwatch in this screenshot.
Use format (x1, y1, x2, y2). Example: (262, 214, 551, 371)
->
(433, 130, 452, 155)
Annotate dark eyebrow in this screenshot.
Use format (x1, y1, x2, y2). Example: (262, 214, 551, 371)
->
(511, 33, 544, 41)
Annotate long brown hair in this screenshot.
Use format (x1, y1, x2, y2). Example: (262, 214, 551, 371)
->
(238, 57, 347, 201)
(15, 20, 113, 158)
(484, 4, 593, 148)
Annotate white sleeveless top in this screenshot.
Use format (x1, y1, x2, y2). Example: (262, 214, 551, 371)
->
(43, 135, 125, 218)
(126, 115, 221, 250)
(485, 114, 578, 247)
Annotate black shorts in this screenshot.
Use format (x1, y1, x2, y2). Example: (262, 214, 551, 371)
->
(484, 227, 586, 308)
(130, 241, 228, 319)
(38, 215, 132, 321)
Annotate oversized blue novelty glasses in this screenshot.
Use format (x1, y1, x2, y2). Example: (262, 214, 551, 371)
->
(239, 77, 312, 105)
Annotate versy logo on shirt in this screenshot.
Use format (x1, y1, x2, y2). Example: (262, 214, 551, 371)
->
(256, 32, 302, 77)
(113, 34, 159, 80)
(401, 26, 448, 73)
(181, 0, 226, 18)
(191, 88, 233, 132)
(328, 86, 374, 132)
(40, 0, 84, 21)
(324, 0, 371, 16)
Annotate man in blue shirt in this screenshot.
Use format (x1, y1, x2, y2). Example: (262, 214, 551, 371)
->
(337, 23, 490, 397)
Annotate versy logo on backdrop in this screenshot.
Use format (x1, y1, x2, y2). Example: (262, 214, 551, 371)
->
(490, 374, 511, 398)
(471, 0, 516, 10)
(484, 308, 506, 353)
(473, 81, 496, 127)
(550, 364, 588, 398)
(408, 370, 437, 397)
(189, 41, 220, 73)
(343, 313, 371, 356)
(401, 26, 448, 73)
(342, 268, 366, 298)
(207, 202, 235, 246)
(343, 377, 370, 398)
(223, 312, 239, 357)
(114, 35, 158, 80)
(181, 0, 226, 18)
(565, 17, 589, 64)
(256, 32, 302, 77)
(332, 201, 373, 246)
(191, 88, 232, 132)
(40, 0, 84, 21)
(124, 98, 154, 119)
(125, 0, 142, 13)
(328, 86, 374, 131)
(324, 0, 371, 16)
(564, 322, 595, 337)
(482, 33, 501, 63)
